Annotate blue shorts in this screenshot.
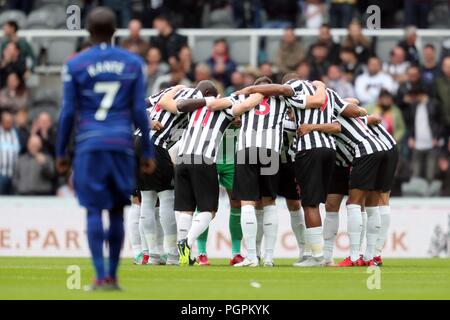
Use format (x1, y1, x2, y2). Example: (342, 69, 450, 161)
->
(73, 150, 135, 211)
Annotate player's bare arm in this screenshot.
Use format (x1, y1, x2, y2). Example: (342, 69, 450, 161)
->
(177, 98, 208, 112)
(151, 120, 164, 131)
(297, 121, 341, 137)
(158, 85, 186, 114)
(342, 98, 368, 118)
(231, 93, 265, 116)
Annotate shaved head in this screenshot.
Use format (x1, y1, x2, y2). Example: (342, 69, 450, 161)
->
(87, 7, 116, 44)
(196, 80, 218, 97)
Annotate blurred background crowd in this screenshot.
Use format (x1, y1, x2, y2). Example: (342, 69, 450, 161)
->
(0, 0, 450, 197)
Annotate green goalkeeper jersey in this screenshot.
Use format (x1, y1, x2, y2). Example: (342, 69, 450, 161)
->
(216, 127, 239, 165)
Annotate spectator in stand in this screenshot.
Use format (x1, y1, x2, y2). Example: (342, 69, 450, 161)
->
(309, 23, 340, 65)
(434, 57, 450, 150)
(421, 43, 440, 90)
(261, 0, 298, 28)
(276, 27, 305, 75)
(339, 47, 363, 83)
(102, 0, 131, 28)
(437, 151, 450, 196)
(0, 21, 35, 70)
(30, 112, 56, 157)
(242, 66, 259, 86)
(151, 62, 192, 97)
(366, 89, 406, 144)
(205, 38, 237, 88)
(225, 70, 245, 96)
(341, 20, 372, 64)
(396, 65, 424, 113)
(405, 86, 442, 182)
(355, 56, 397, 105)
(145, 47, 169, 95)
(329, 0, 356, 28)
(0, 42, 26, 88)
(325, 64, 355, 98)
(14, 109, 29, 154)
(150, 15, 187, 66)
(404, 0, 431, 29)
(121, 19, 150, 58)
(383, 46, 411, 84)
(194, 62, 224, 95)
(295, 60, 312, 81)
(398, 26, 420, 65)
(308, 43, 329, 80)
(203, 0, 235, 28)
(304, 0, 325, 29)
(13, 134, 55, 195)
(0, 111, 20, 194)
(258, 61, 276, 83)
(0, 72, 29, 113)
(178, 45, 195, 82)
(231, 0, 262, 28)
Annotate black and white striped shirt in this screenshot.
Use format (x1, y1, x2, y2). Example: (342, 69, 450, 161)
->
(178, 106, 234, 162)
(335, 137, 354, 167)
(363, 117, 396, 150)
(331, 90, 388, 158)
(280, 116, 297, 163)
(286, 81, 344, 152)
(145, 87, 202, 149)
(227, 94, 289, 153)
(0, 127, 20, 178)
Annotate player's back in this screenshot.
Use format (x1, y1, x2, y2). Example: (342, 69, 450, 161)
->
(65, 43, 145, 154)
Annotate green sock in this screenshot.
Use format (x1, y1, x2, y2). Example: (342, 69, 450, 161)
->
(197, 227, 209, 255)
(229, 208, 242, 256)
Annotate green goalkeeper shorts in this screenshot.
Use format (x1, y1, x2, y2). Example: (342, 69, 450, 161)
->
(217, 163, 235, 191)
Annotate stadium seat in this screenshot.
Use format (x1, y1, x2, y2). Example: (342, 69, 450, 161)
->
(0, 10, 27, 28)
(32, 88, 60, 107)
(46, 38, 77, 65)
(26, 5, 66, 29)
(28, 105, 59, 122)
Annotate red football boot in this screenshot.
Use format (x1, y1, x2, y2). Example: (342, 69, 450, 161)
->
(365, 259, 376, 266)
(337, 256, 357, 267)
(142, 253, 149, 265)
(355, 257, 366, 266)
(197, 254, 210, 266)
(373, 256, 383, 266)
(229, 254, 245, 266)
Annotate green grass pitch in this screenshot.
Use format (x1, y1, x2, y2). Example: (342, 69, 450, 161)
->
(0, 257, 449, 300)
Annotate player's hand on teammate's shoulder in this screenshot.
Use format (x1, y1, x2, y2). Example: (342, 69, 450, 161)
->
(172, 84, 186, 92)
(312, 80, 326, 88)
(56, 157, 71, 176)
(140, 158, 156, 175)
(234, 87, 252, 96)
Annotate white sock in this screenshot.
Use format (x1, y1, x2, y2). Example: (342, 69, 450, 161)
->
(158, 190, 178, 256)
(177, 212, 193, 241)
(242, 205, 258, 260)
(323, 211, 339, 260)
(127, 203, 142, 256)
(140, 190, 158, 254)
(255, 208, 264, 258)
(139, 217, 149, 252)
(360, 211, 367, 254)
(305, 226, 323, 258)
(346, 204, 363, 261)
(187, 212, 213, 248)
(155, 207, 164, 255)
(289, 208, 306, 258)
(263, 205, 278, 261)
(376, 205, 391, 256)
(364, 206, 381, 261)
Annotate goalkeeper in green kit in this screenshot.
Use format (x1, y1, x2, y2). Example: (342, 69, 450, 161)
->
(196, 118, 244, 266)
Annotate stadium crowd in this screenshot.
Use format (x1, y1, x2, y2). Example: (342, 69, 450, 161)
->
(0, 0, 450, 196)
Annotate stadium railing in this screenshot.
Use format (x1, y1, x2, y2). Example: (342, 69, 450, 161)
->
(1, 28, 450, 73)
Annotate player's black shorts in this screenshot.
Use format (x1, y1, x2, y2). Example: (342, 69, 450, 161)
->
(376, 147, 399, 192)
(294, 147, 336, 207)
(135, 136, 174, 192)
(328, 164, 350, 195)
(232, 148, 280, 201)
(174, 155, 219, 212)
(349, 151, 386, 191)
(278, 160, 300, 200)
